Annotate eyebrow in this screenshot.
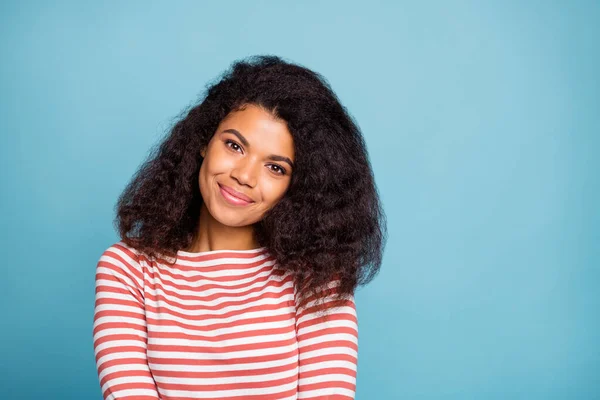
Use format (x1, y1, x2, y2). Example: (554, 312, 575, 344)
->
(222, 128, 295, 169)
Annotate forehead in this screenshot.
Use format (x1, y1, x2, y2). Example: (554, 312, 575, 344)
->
(218, 104, 295, 157)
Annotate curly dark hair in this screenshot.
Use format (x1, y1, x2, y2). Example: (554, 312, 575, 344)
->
(116, 55, 387, 310)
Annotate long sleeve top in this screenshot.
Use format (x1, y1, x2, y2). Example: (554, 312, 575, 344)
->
(93, 242, 358, 400)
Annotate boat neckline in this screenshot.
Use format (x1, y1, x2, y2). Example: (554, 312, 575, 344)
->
(176, 246, 268, 257)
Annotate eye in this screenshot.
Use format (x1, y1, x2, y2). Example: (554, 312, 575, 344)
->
(268, 164, 286, 175)
(225, 140, 242, 153)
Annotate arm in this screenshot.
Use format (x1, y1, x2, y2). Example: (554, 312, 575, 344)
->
(93, 243, 161, 400)
(295, 281, 359, 399)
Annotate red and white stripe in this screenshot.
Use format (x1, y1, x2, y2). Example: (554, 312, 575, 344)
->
(93, 242, 358, 400)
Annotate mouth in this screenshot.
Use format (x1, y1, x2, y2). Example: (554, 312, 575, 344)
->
(218, 183, 254, 206)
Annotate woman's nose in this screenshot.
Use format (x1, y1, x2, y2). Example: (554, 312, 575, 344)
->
(230, 157, 259, 187)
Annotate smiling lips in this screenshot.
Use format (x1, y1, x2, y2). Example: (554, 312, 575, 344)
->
(218, 184, 254, 206)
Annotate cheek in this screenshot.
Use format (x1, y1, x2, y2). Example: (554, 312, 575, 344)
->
(198, 162, 209, 186)
(261, 178, 291, 204)
(198, 163, 210, 203)
(205, 149, 236, 175)
(200, 151, 224, 180)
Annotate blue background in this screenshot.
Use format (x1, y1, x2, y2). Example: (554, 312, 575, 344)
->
(1, 1, 598, 399)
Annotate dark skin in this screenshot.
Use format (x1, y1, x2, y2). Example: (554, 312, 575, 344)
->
(185, 104, 295, 252)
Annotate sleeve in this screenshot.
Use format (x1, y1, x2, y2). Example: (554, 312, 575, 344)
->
(93, 242, 162, 400)
(294, 280, 359, 400)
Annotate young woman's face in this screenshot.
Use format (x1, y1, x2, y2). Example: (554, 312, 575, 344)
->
(198, 104, 295, 227)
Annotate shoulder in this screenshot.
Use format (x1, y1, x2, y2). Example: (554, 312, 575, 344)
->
(99, 240, 141, 261)
(96, 241, 145, 278)
(95, 241, 148, 301)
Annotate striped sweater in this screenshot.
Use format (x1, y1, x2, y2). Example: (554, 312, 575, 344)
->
(93, 242, 358, 399)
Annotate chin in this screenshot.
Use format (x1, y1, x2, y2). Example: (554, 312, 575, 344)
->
(212, 207, 259, 228)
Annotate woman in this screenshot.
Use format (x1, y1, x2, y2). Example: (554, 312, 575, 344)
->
(93, 55, 386, 400)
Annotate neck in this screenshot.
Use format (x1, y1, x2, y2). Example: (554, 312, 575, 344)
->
(185, 202, 259, 252)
